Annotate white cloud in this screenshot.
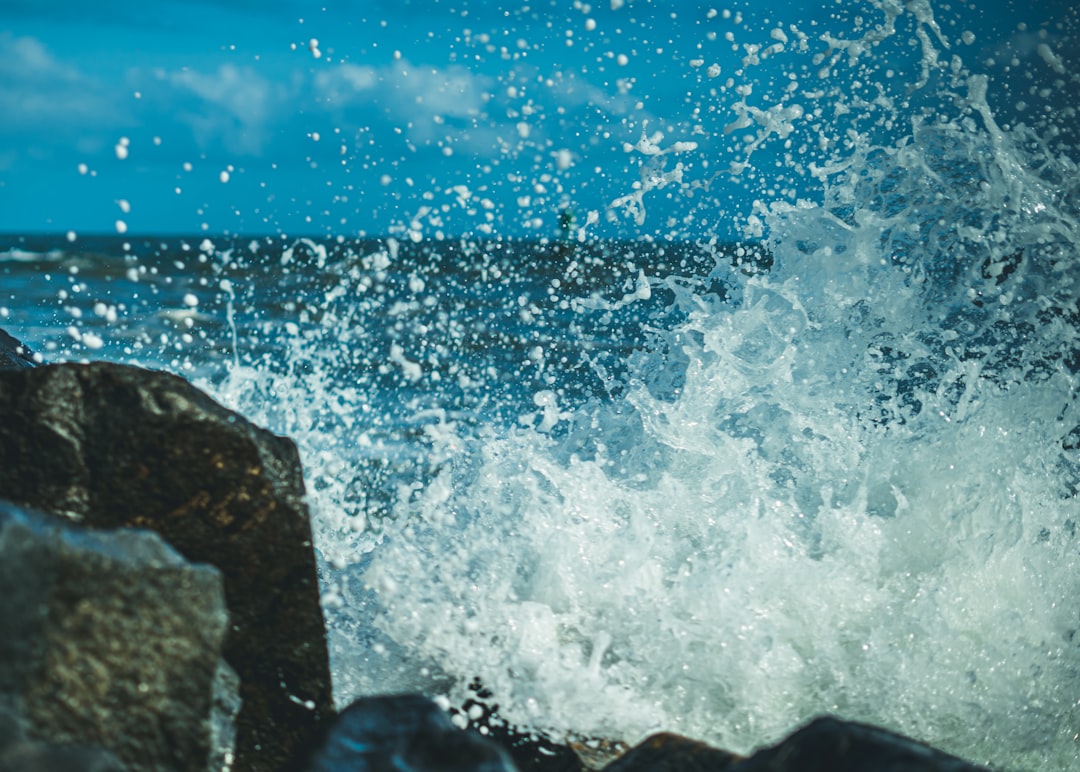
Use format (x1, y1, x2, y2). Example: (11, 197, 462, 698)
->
(314, 58, 492, 120)
(168, 64, 272, 123)
(155, 63, 280, 155)
(388, 60, 491, 119)
(0, 32, 77, 81)
(314, 63, 378, 100)
(0, 32, 120, 128)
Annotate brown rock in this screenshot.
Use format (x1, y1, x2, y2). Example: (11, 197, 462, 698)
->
(0, 362, 333, 771)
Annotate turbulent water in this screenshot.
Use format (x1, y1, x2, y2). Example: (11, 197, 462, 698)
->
(4, 1, 1080, 769)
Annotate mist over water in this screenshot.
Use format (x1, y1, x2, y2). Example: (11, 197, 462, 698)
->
(4, 0, 1080, 768)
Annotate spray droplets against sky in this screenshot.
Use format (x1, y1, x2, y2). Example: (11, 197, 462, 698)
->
(0, 0, 1075, 241)
(4, 1, 1080, 770)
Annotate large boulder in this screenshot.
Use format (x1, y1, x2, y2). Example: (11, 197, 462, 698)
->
(0, 362, 333, 771)
(0, 501, 236, 771)
(303, 694, 517, 772)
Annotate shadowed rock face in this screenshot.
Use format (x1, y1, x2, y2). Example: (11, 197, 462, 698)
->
(0, 362, 333, 771)
(0, 329, 35, 370)
(0, 502, 235, 772)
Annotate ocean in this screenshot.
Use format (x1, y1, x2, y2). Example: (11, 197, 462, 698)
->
(3, 3, 1080, 770)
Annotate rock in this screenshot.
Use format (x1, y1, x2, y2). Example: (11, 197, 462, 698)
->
(730, 716, 989, 771)
(601, 732, 740, 771)
(0, 328, 35, 369)
(304, 694, 517, 772)
(0, 362, 333, 771)
(0, 502, 235, 771)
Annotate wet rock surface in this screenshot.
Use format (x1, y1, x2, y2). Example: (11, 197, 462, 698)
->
(0, 502, 234, 771)
(303, 694, 516, 772)
(0, 361, 333, 771)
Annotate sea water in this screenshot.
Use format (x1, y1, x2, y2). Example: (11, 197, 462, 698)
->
(2, 1, 1079, 769)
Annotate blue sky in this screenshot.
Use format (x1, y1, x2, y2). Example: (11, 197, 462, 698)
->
(0, 0, 1076, 239)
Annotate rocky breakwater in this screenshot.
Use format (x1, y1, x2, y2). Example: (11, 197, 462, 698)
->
(0, 330, 333, 770)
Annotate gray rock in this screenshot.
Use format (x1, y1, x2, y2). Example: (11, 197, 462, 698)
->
(0, 329, 35, 370)
(304, 694, 517, 772)
(0, 502, 236, 771)
(0, 362, 334, 771)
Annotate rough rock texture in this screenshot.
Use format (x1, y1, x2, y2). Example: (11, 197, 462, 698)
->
(304, 694, 517, 772)
(729, 716, 989, 771)
(0, 502, 235, 771)
(601, 733, 740, 771)
(0, 362, 334, 771)
(0, 328, 35, 370)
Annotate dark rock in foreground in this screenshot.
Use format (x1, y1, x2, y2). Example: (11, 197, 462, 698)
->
(0, 328, 35, 370)
(601, 732, 740, 771)
(304, 694, 516, 772)
(727, 716, 989, 771)
(0, 502, 236, 771)
(0, 362, 333, 771)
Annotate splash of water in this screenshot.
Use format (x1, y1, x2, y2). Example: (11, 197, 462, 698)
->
(300, 3, 1080, 769)
(70, 2, 1072, 768)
